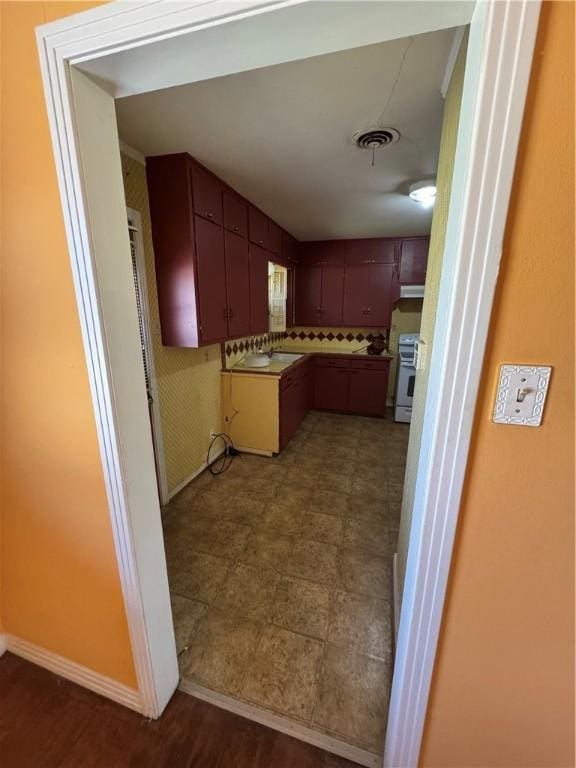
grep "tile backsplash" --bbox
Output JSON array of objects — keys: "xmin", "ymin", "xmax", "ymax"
[
  {"xmin": 282, "ymin": 327, "xmax": 389, "ymax": 353},
  {"xmin": 224, "ymin": 332, "xmax": 287, "ymax": 368}
]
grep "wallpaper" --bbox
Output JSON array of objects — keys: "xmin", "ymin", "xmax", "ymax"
[{"xmin": 396, "ymin": 33, "xmax": 469, "ymax": 595}]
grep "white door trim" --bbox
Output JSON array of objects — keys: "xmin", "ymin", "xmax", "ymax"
[
  {"xmin": 127, "ymin": 206, "xmax": 169, "ymax": 505},
  {"xmin": 385, "ymin": 2, "xmax": 541, "ymax": 764},
  {"xmin": 34, "ymin": 0, "xmax": 540, "ymax": 761}
]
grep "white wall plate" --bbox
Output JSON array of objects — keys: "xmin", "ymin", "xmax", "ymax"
[{"xmin": 492, "ymin": 364, "xmax": 552, "ymax": 426}]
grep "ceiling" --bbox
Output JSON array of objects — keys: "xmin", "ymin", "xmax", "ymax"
[{"xmin": 116, "ymin": 28, "xmax": 457, "ymax": 240}]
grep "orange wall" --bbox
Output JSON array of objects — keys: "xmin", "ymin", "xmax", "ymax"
[
  {"xmin": 1, "ymin": 1, "xmax": 136, "ymax": 687},
  {"xmin": 421, "ymin": 3, "xmax": 574, "ymax": 766}
]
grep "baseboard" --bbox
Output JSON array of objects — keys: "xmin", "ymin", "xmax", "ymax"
[
  {"xmin": 234, "ymin": 445, "xmax": 274, "ymax": 457},
  {"xmin": 0, "ymin": 634, "xmax": 7, "ymax": 658},
  {"xmin": 392, "ymin": 552, "xmax": 400, "ymax": 644},
  {"xmin": 5, "ymin": 634, "xmax": 142, "ymax": 713},
  {"xmin": 168, "ymin": 447, "xmax": 226, "ymax": 500},
  {"xmin": 179, "ymin": 678, "xmax": 381, "ymax": 768}
]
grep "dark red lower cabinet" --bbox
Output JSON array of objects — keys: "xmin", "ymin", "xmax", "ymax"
[
  {"xmin": 280, "ymin": 359, "xmax": 314, "ymax": 449},
  {"xmin": 348, "ymin": 368, "xmax": 388, "ymax": 417},
  {"xmin": 314, "ymin": 366, "xmax": 349, "ymax": 411}
]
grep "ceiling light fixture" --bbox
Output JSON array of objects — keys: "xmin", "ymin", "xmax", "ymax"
[{"xmin": 409, "ymin": 180, "xmax": 437, "ymax": 208}]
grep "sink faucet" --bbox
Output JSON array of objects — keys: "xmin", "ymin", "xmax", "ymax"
[{"xmin": 267, "ymin": 346, "xmax": 276, "ymax": 358}]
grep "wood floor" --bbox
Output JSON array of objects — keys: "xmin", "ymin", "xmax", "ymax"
[{"xmin": 0, "ymin": 653, "xmax": 359, "ymax": 768}]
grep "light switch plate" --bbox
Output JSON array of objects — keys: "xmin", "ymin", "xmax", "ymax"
[{"xmin": 492, "ymin": 364, "xmax": 552, "ymax": 426}]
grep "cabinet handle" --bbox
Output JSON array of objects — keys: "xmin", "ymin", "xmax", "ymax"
[
  {"xmin": 229, "ymin": 307, "xmax": 234, "ymax": 319},
  {"xmin": 223, "ymin": 307, "xmax": 228, "ymax": 320},
  {"xmin": 207, "ymin": 211, "xmax": 214, "ymax": 218},
  {"xmin": 233, "ymin": 226, "xmax": 239, "ymax": 232}
]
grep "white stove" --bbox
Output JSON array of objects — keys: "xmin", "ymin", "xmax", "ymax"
[{"xmin": 395, "ymin": 333, "xmax": 418, "ymax": 423}]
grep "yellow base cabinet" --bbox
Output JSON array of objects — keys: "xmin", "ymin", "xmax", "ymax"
[{"xmin": 220, "ymin": 372, "xmax": 280, "ymax": 454}]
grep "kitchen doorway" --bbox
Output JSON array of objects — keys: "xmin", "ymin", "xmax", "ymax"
[{"xmin": 36, "ymin": 2, "xmax": 541, "ymax": 765}]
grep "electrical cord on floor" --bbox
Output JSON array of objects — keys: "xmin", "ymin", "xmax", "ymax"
[{"xmin": 207, "ymin": 432, "xmax": 239, "ymax": 475}]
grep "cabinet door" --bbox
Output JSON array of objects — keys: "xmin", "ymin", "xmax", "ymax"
[
  {"xmin": 194, "ymin": 216, "xmax": 228, "ymax": 343},
  {"xmin": 249, "ymin": 243, "xmax": 269, "ymax": 334},
  {"xmin": 249, "ymin": 206, "xmax": 269, "ymax": 248},
  {"xmin": 321, "ymin": 266, "xmax": 345, "ymax": 326},
  {"xmin": 314, "ymin": 366, "xmax": 349, "ymax": 412},
  {"xmin": 191, "ymin": 166, "xmax": 223, "ymax": 225},
  {"xmin": 348, "ymin": 368, "xmax": 388, "ymax": 416},
  {"xmin": 224, "ymin": 230, "xmax": 251, "ymax": 337},
  {"xmin": 342, "ymin": 265, "xmax": 370, "ymax": 326},
  {"xmin": 280, "ymin": 380, "xmax": 300, "ymax": 449},
  {"xmin": 268, "ymin": 220, "xmax": 282, "ymax": 255},
  {"xmin": 345, "ymin": 238, "xmax": 398, "ymax": 265},
  {"xmin": 295, "ymin": 266, "xmax": 322, "ymax": 325},
  {"xmin": 282, "ymin": 232, "xmax": 298, "ymax": 263},
  {"xmin": 366, "ymin": 263, "xmax": 394, "ymax": 327},
  {"xmin": 300, "ymin": 240, "xmax": 346, "ymax": 265},
  {"xmin": 399, "ymin": 238, "xmax": 429, "ymax": 284},
  {"xmin": 223, "ymin": 191, "xmax": 247, "ymax": 237}
]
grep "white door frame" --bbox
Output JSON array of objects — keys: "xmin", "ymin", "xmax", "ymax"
[
  {"xmin": 35, "ymin": 0, "xmax": 541, "ymax": 762},
  {"xmin": 127, "ymin": 206, "xmax": 169, "ymax": 506}
]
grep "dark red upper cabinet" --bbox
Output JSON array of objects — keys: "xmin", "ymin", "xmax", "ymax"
[
  {"xmin": 268, "ymin": 220, "xmax": 282, "ymax": 255},
  {"xmin": 249, "ymin": 243, "xmax": 269, "ymax": 334},
  {"xmin": 223, "ymin": 190, "xmax": 247, "ymax": 237},
  {"xmin": 342, "ymin": 265, "xmax": 370, "ymax": 326},
  {"xmin": 367, "ymin": 263, "xmax": 394, "ymax": 327},
  {"xmin": 295, "ymin": 266, "xmax": 322, "ymax": 325},
  {"xmin": 398, "ymin": 237, "xmax": 429, "ymax": 284},
  {"xmin": 345, "ymin": 238, "xmax": 397, "ymax": 264},
  {"xmin": 343, "ymin": 263, "xmax": 394, "ymax": 328},
  {"xmin": 146, "ymin": 154, "xmax": 200, "ymax": 347},
  {"xmin": 194, "ymin": 216, "xmax": 228, "ymax": 344},
  {"xmin": 224, "ymin": 230, "xmax": 251, "ymax": 337},
  {"xmin": 282, "ymin": 232, "xmax": 299, "ymax": 263},
  {"xmin": 321, "ymin": 266, "xmax": 345, "ymax": 325},
  {"xmin": 191, "ymin": 164, "xmax": 223, "ymax": 225},
  {"xmin": 249, "ymin": 206, "xmax": 269, "ymax": 249},
  {"xmin": 299, "ymin": 240, "xmax": 346, "ymax": 265}
]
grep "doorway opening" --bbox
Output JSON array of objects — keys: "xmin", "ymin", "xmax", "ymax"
[{"xmin": 36, "ymin": 1, "xmax": 540, "ymax": 765}]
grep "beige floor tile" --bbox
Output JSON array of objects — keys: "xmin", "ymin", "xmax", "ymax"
[
  {"xmin": 313, "ymin": 643, "xmax": 390, "ymax": 752},
  {"xmin": 343, "ymin": 517, "xmax": 390, "ymax": 556},
  {"xmin": 350, "ymin": 476, "xmax": 387, "ymax": 500},
  {"xmin": 221, "ymin": 495, "xmax": 266, "ymax": 526},
  {"xmin": 298, "ymin": 512, "xmax": 344, "ymax": 546},
  {"xmin": 242, "ymin": 626, "xmax": 323, "ymax": 721},
  {"xmin": 273, "ymin": 576, "xmax": 331, "ymax": 639},
  {"xmin": 308, "ymin": 488, "xmax": 350, "ymax": 517},
  {"xmin": 283, "ymin": 539, "xmax": 339, "ymax": 585},
  {"xmin": 171, "ymin": 595, "xmax": 208, "ymax": 654},
  {"xmin": 261, "ymin": 503, "xmax": 304, "ymax": 536},
  {"xmin": 328, "ymin": 591, "xmax": 391, "ymax": 660},
  {"xmin": 239, "ymin": 530, "xmax": 293, "ymax": 571},
  {"xmin": 184, "ymin": 520, "xmax": 251, "ymax": 559},
  {"xmin": 213, "ymin": 563, "xmax": 280, "ymax": 622},
  {"xmin": 180, "ymin": 609, "xmax": 261, "ymax": 695},
  {"xmin": 274, "ymin": 485, "xmax": 314, "ymax": 506},
  {"xmin": 338, "ymin": 549, "xmax": 391, "ymax": 600},
  {"xmin": 316, "ymin": 472, "xmax": 352, "ymax": 494},
  {"xmin": 169, "ymin": 551, "xmax": 230, "ymax": 603},
  {"xmin": 346, "ymin": 496, "xmax": 387, "ymax": 523}
]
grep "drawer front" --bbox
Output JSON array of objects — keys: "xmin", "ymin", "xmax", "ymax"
[
  {"xmin": 349, "ymin": 358, "xmax": 391, "ymax": 371},
  {"xmin": 315, "ymin": 356, "xmax": 350, "ymax": 369}
]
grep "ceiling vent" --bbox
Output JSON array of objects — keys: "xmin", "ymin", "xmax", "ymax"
[{"xmin": 352, "ymin": 127, "xmax": 401, "ymax": 150}]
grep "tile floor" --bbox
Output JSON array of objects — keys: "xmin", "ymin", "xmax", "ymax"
[{"xmin": 162, "ymin": 410, "xmax": 409, "ymax": 756}]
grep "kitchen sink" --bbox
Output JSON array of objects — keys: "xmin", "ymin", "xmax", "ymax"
[{"xmin": 270, "ymin": 352, "xmax": 304, "ymax": 363}]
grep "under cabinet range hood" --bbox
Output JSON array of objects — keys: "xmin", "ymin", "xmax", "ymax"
[{"xmin": 400, "ymin": 284, "xmax": 425, "ymax": 299}]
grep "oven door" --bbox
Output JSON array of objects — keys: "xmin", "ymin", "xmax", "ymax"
[{"xmin": 396, "ymin": 362, "xmax": 416, "ymax": 407}]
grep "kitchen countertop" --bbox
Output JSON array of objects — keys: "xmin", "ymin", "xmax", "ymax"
[{"xmin": 225, "ymin": 346, "xmax": 393, "ymax": 376}]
